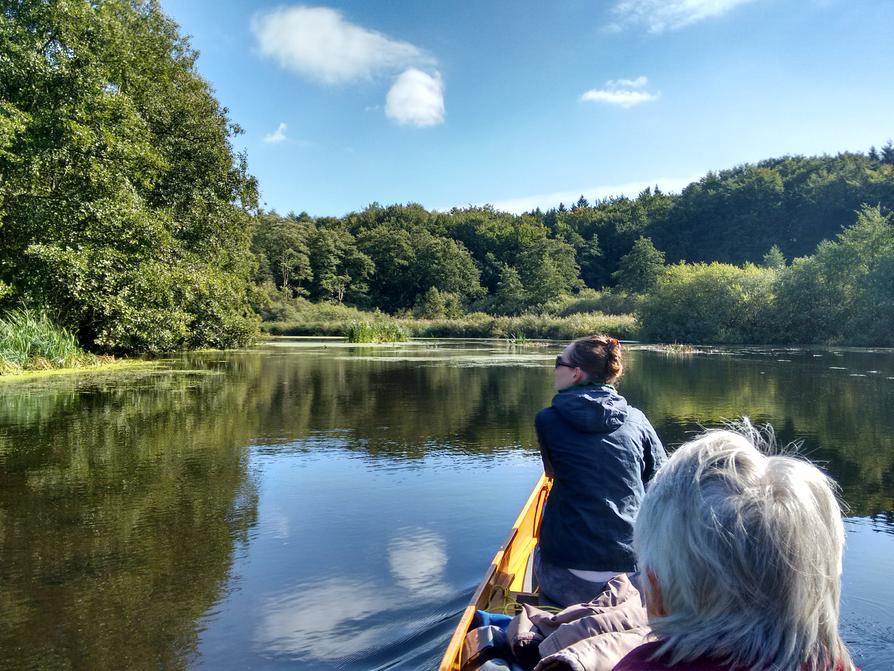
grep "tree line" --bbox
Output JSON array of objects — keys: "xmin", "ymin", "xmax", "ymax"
[{"xmin": 252, "ymin": 150, "xmax": 894, "ymax": 332}]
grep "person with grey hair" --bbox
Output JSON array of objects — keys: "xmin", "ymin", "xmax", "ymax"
[{"xmin": 612, "ymin": 425, "xmax": 856, "ymax": 671}]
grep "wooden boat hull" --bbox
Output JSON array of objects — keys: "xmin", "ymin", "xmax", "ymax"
[{"xmin": 439, "ymin": 473, "xmax": 552, "ymax": 671}]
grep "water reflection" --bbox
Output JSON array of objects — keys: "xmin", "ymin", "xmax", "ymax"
[
  {"xmin": 0, "ymin": 367, "xmax": 260, "ymax": 670},
  {"xmin": 0, "ymin": 341, "xmax": 892, "ymax": 669},
  {"xmin": 255, "ymin": 578, "xmax": 393, "ymax": 660},
  {"xmin": 253, "ymin": 527, "xmax": 450, "ymax": 662},
  {"xmin": 388, "ymin": 528, "xmax": 451, "ymax": 598}
]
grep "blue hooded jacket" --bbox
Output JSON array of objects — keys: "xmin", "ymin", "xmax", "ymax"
[{"xmin": 535, "ymin": 383, "xmax": 666, "ymax": 572}]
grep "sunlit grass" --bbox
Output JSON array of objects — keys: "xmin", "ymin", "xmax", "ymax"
[
  {"xmin": 0, "ymin": 308, "xmax": 97, "ymax": 375},
  {"xmin": 266, "ymin": 310, "xmax": 638, "ymax": 341},
  {"xmin": 345, "ymin": 321, "xmax": 409, "ymax": 343}
]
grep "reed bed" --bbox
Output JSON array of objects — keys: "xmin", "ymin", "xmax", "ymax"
[
  {"xmin": 0, "ymin": 308, "xmax": 95, "ymax": 374},
  {"xmin": 265, "ymin": 310, "xmax": 637, "ymax": 342},
  {"xmin": 345, "ymin": 321, "xmax": 409, "ymax": 343}
]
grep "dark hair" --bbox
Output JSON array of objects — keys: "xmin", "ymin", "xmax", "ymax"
[{"xmin": 566, "ymin": 334, "xmax": 624, "ymax": 384}]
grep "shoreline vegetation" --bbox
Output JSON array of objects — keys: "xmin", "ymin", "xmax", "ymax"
[
  {"xmin": 2, "ymin": 2, "xmax": 893, "ymax": 361},
  {"xmin": 0, "ymin": 308, "xmax": 141, "ymax": 378},
  {"xmin": 265, "ymin": 295, "xmax": 638, "ymax": 342},
  {"xmin": 0, "ymin": 308, "xmax": 98, "ymax": 375}
]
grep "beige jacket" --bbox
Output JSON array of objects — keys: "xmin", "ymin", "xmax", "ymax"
[{"xmin": 507, "ymin": 574, "xmax": 652, "ymax": 671}]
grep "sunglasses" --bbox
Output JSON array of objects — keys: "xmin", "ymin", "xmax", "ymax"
[{"xmin": 555, "ymin": 356, "xmax": 576, "ymax": 369}]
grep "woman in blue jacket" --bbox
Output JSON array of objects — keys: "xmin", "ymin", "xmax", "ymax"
[{"xmin": 535, "ymin": 335, "xmax": 666, "ymax": 606}]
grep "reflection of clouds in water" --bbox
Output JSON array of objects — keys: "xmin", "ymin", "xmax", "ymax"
[
  {"xmin": 263, "ymin": 505, "xmax": 290, "ymax": 539},
  {"xmin": 253, "ymin": 529, "xmax": 452, "ymax": 662},
  {"xmin": 254, "ymin": 578, "xmax": 393, "ymax": 660},
  {"xmin": 388, "ymin": 527, "xmax": 451, "ymax": 598}
]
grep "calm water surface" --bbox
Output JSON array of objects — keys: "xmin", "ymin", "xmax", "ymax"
[{"xmin": 1, "ymin": 340, "xmax": 892, "ymax": 670}]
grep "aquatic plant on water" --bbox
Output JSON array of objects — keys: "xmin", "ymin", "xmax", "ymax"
[{"xmin": 344, "ymin": 321, "xmax": 409, "ymax": 343}]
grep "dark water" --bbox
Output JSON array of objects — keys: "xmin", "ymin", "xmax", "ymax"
[{"xmin": 1, "ymin": 340, "xmax": 892, "ymax": 670}]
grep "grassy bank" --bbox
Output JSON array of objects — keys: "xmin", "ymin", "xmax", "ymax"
[
  {"xmin": 264, "ymin": 310, "xmax": 638, "ymax": 341},
  {"xmin": 0, "ymin": 308, "xmax": 104, "ymax": 375}
]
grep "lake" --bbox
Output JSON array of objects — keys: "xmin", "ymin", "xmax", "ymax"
[{"xmin": 1, "ymin": 339, "xmax": 892, "ymax": 670}]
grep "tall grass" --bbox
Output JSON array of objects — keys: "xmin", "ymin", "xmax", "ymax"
[
  {"xmin": 345, "ymin": 321, "xmax": 408, "ymax": 343},
  {"xmin": 265, "ymin": 305, "xmax": 638, "ymax": 341},
  {"xmin": 0, "ymin": 308, "xmax": 95, "ymax": 374}
]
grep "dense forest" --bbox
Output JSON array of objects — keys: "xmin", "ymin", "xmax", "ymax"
[
  {"xmin": 252, "ymin": 154, "xmax": 894, "ymax": 345},
  {"xmin": 253, "ymin": 148, "xmax": 894, "ymax": 313},
  {"xmin": 2, "ymin": 0, "xmax": 893, "ymax": 356}
]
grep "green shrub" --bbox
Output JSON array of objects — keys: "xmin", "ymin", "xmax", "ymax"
[
  {"xmin": 545, "ymin": 289, "xmax": 643, "ymax": 317},
  {"xmin": 775, "ymin": 205, "xmax": 894, "ymax": 345},
  {"xmin": 638, "ymin": 262, "xmax": 777, "ymax": 344}
]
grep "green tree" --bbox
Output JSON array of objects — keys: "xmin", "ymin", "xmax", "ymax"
[
  {"xmin": 761, "ymin": 244, "xmax": 786, "ymax": 270},
  {"xmin": 412, "ymin": 233, "xmax": 483, "ymax": 305},
  {"xmin": 252, "ymin": 212, "xmax": 313, "ymax": 294},
  {"xmin": 517, "ymin": 237, "xmax": 580, "ymax": 306},
  {"xmin": 776, "ymin": 205, "xmax": 894, "ymax": 345},
  {"xmin": 611, "ymin": 236, "xmax": 665, "ymax": 293},
  {"xmin": 492, "ymin": 265, "xmax": 527, "ymax": 316},
  {"xmin": 357, "ymin": 225, "xmax": 415, "ymax": 310},
  {"xmin": 309, "ymin": 225, "xmax": 372, "ymax": 304},
  {"xmin": 638, "ymin": 262, "xmax": 776, "ymax": 343},
  {"xmin": 0, "ymin": 0, "xmax": 259, "ymax": 352},
  {"xmin": 882, "ymin": 140, "xmax": 894, "ymax": 165},
  {"xmin": 413, "ymin": 287, "xmax": 463, "ymax": 319}
]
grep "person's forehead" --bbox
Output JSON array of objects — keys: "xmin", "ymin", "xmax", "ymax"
[{"xmin": 563, "ymin": 343, "xmax": 575, "ymax": 357}]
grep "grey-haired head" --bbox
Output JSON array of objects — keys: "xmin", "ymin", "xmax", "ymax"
[{"xmin": 634, "ymin": 421, "xmax": 853, "ymax": 671}]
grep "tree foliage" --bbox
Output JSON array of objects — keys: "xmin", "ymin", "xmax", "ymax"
[
  {"xmin": 638, "ymin": 206, "xmax": 894, "ymax": 345},
  {"xmin": 0, "ymin": 0, "xmax": 259, "ymax": 352},
  {"xmin": 612, "ymin": 236, "xmax": 665, "ymax": 293}
]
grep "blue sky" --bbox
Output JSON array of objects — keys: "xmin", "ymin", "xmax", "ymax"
[{"xmin": 161, "ymin": 0, "xmax": 894, "ymax": 216}]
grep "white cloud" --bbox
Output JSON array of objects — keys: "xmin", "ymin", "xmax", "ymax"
[
  {"xmin": 385, "ymin": 68, "xmax": 445, "ymax": 127},
  {"xmin": 251, "ymin": 6, "xmax": 432, "ymax": 84},
  {"xmin": 608, "ymin": 0, "xmax": 756, "ymax": 33},
  {"xmin": 606, "ymin": 75, "xmax": 649, "ymax": 89},
  {"xmin": 263, "ymin": 122, "xmax": 289, "ymax": 144},
  {"xmin": 581, "ymin": 88, "xmax": 658, "ymax": 108},
  {"xmin": 486, "ymin": 177, "xmax": 698, "ymax": 214},
  {"xmin": 581, "ymin": 75, "xmax": 658, "ymax": 108}
]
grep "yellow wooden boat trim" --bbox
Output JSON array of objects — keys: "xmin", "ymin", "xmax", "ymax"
[{"xmin": 439, "ymin": 473, "xmax": 552, "ymax": 671}]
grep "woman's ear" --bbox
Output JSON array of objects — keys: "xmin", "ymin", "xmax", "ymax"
[{"xmin": 646, "ymin": 570, "xmax": 667, "ymax": 618}]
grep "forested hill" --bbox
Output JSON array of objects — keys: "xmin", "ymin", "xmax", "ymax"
[
  {"xmin": 254, "ymin": 148, "xmax": 894, "ymax": 315},
  {"xmin": 648, "ymin": 151, "xmax": 894, "ymax": 264}
]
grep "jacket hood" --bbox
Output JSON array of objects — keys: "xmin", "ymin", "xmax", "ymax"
[{"xmin": 552, "ymin": 384, "xmax": 629, "ymax": 433}]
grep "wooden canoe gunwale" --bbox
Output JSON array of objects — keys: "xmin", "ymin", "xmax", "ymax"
[{"xmin": 438, "ymin": 474, "xmax": 552, "ymax": 671}]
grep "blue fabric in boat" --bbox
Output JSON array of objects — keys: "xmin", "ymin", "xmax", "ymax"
[{"xmin": 474, "ymin": 610, "xmax": 513, "ymax": 631}]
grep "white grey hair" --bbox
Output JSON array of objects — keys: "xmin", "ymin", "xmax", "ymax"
[{"xmin": 634, "ymin": 422, "xmax": 854, "ymax": 671}]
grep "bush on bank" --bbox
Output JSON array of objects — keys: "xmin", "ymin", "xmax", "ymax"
[
  {"xmin": 638, "ymin": 262, "xmax": 777, "ymax": 344},
  {"xmin": 636, "ymin": 205, "xmax": 894, "ymax": 346}
]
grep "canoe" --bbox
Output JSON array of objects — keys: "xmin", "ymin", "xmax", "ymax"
[{"xmin": 439, "ymin": 473, "xmax": 552, "ymax": 671}]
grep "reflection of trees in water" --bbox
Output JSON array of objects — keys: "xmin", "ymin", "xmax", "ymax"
[
  {"xmin": 1, "ymin": 345, "xmax": 890, "ymax": 668},
  {"xmin": 0, "ymin": 369, "xmax": 260, "ymax": 670},
  {"xmin": 621, "ymin": 350, "xmax": 894, "ymax": 515},
  {"xmin": 250, "ymin": 347, "xmax": 893, "ymax": 513},
  {"xmin": 253, "ymin": 353, "xmax": 551, "ymax": 457}
]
